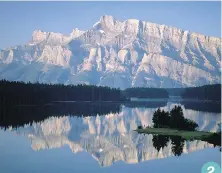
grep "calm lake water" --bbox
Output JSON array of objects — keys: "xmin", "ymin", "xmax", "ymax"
[{"xmin": 0, "ymin": 100, "xmax": 221, "ymax": 173}]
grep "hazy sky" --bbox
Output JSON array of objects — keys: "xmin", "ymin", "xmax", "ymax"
[{"xmin": 0, "ymin": 1, "xmax": 221, "ymax": 49}]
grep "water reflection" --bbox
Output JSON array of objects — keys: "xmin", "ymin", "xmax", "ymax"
[
  {"xmin": 171, "ymin": 136, "xmax": 185, "ymax": 157},
  {"xmin": 1, "ymin": 102, "xmax": 220, "ymax": 167},
  {"xmin": 0, "ymin": 102, "xmax": 122, "ymax": 128},
  {"xmin": 152, "ymin": 135, "xmax": 170, "ymax": 153}
]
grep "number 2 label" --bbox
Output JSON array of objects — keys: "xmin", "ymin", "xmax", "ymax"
[
  {"xmin": 201, "ymin": 162, "xmax": 221, "ymax": 173},
  {"xmin": 207, "ymin": 166, "xmax": 215, "ymax": 173}
]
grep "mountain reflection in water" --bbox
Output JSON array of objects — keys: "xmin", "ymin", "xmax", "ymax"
[{"xmin": 1, "ymin": 101, "xmax": 220, "ymax": 167}]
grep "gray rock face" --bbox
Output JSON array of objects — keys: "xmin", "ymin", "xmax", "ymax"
[{"xmin": 0, "ymin": 15, "xmax": 221, "ymax": 88}]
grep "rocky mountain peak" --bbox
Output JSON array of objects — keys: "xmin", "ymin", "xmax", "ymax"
[
  {"xmin": 99, "ymin": 15, "xmax": 115, "ymax": 25},
  {"xmin": 32, "ymin": 30, "xmax": 48, "ymax": 43},
  {"xmin": 0, "ymin": 16, "xmax": 221, "ymax": 88},
  {"xmin": 70, "ymin": 28, "xmax": 85, "ymax": 38}
]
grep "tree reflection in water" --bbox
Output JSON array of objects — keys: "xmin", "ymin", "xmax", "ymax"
[
  {"xmin": 152, "ymin": 135, "xmax": 170, "ymax": 152},
  {"xmin": 152, "ymin": 135, "xmax": 185, "ymax": 156},
  {"xmin": 170, "ymin": 136, "xmax": 185, "ymax": 156}
]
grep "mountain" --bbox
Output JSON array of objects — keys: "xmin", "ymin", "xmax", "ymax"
[
  {"xmin": 0, "ymin": 15, "xmax": 221, "ymax": 88},
  {"xmin": 10, "ymin": 103, "xmax": 220, "ymax": 167}
]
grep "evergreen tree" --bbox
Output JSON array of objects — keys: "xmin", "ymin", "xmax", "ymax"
[
  {"xmin": 151, "ymin": 105, "xmax": 198, "ymax": 131},
  {"xmin": 169, "ymin": 105, "xmax": 185, "ymax": 130},
  {"xmin": 152, "ymin": 108, "xmax": 170, "ymax": 128}
]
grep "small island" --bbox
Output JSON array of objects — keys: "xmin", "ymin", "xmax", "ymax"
[{"xmin": 136, "ymin": 105, "xmax": 221, "ymax": 147}]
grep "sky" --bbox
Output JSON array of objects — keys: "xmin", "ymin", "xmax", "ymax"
[{"xmin": 0, "ymin": 1, "xmax": 221, "ymax": 49}]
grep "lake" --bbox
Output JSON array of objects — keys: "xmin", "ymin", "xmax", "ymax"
[{"xmin": 0, "ymin": 100, "xmax": 221, "ymax": 173}]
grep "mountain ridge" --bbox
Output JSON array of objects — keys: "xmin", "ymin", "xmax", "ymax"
[{"xmin": 0, "ymin": 15, "xmax": 221, "ymax": 88}]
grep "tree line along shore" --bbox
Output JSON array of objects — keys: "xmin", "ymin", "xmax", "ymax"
[{"xmin": 0, "ymin": 80, "xmax": 220, "ymax": 105}]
